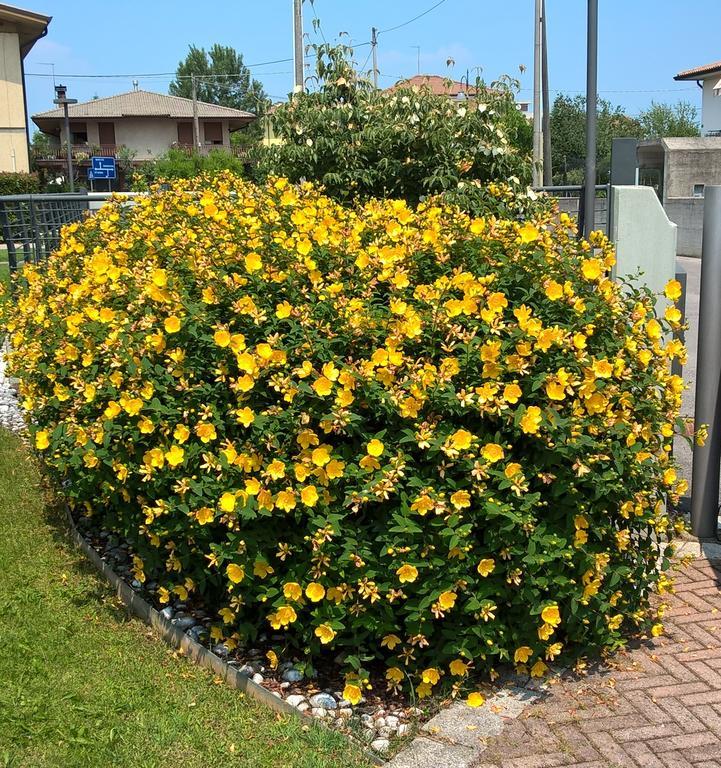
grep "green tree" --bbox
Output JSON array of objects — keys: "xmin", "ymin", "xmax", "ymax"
[
  {"xmin": 549, "ymin": 94, "xmax": 642, "ymax": 184},
  {"xmin": 256, "ymin": 43, "xmax": 535, "ymax": 214},
  {"xmin": 169, "ymin": 44, "xmax": 269, "ymax": 137},
  {"xmin": 638, "ymin": 100, "xmax": 700, "ymax": 139}
]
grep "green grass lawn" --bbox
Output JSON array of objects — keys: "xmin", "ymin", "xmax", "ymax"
[{"xmin": 0, "ymin": 430, "xmax": 371, "ymax": 768}]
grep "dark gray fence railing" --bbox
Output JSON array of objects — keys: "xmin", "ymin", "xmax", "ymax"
[
  {"xmin": 534, "ymin": 184, "xmax": 610, "ymax": 235},
  {"xmin": 0, "ymin": 193, "xmax": 90, "ymax": 271},
  {"xmin": 0, "ymin": 192, "xmax": 141, "ymax": 273}
]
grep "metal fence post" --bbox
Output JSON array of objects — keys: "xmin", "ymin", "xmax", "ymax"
[{"xmin": 691, "ymin": 185, "xmax": 721, "ymax": 539}]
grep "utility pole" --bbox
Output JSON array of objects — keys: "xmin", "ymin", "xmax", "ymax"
[
  {"xmin": 293, "ymin": 0, "xmax": 304, "ymax": 93},
  {"xmin": 411, "ymin": 45, "xmax": 421, "ymax": 75},
  {"xmin": 53, "ymin": 83, "xmax": 77, "ymax": 192},
  {"xmin": 191, "ymin": 74, "xmax": 200, "ymax": 151},
  {"xmin": 371, "ymin": 27, "xmax": 379, "ymax": 88},
  {"xmin": 583, "ymin": 0, "xmax": 598, "ymax": 239},
  {"xmin": 532, "ymin": 0, "xmax": 542, "ymax": 187},
  {"xmin": 541, "ymin": 0, "xmax": 552, "ymax": 185}
]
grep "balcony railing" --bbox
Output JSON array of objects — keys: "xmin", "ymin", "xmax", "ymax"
[
  {"xmin": 33, "ymin": 144, "xmax": 122, "ymax": 162},
  {"xmin": 33, "ymin": 143, "xmax": 252, "ymax": 162}
]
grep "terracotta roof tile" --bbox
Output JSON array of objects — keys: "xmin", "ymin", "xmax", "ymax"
[
  {"xmin": 32, "ymin": 89, "xmax": 255, "ymax": 120},
  {"xmin": 674, "ymin": 61, "xmax": 721, "ymax": 81}
]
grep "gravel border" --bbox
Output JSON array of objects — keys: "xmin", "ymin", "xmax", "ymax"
[{"xmin": 2, "ymin": 345, "xmax": 542, "ymax": 766}]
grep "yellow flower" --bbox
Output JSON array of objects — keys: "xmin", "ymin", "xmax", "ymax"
[
  {"xmin": 518, "ymin": 222, "xmax": 540, "ymax": 243},
  {"xmin": 381, "ymin": 634, "xmax": 401, "ymax": 650},
  {"xmin": 581, "ymin": 258, "xmax": 603, "ymax": 280},
  {"xmin": 664, "ymin": 279, "xmax": 682, "ymax": 301},
  {"xmin": 174, "ymin": 424, "xmax": 190, "ymax": 443},
  {"xmin": 244, "ymin": 252, "xmax": 262, "ymax": 272},
  {"xmin": 314, "ymin": 624, "xmax": 336, "ymax": 644},
  {"xmin": 267, "ymin": 459, "xmax": 286, "ymax": 479},
  {"xmin": 519, "ymin": 405, "xmax": 542, "ymax": 435},
  {"xmin": 313, "ymin": 376, "xmax": 333, "ymax": 396},
  {"xmin": 164, "ymin": 315, "xmax": 181, "ymax": 334},
  {"xmin": 450, "ymin": 490, "xmax": 471, "ymax": 509},
  {"xmin": 300, "ymin": 485, "xmax": 319, "ymax": 507},
  {"xmin": 481, "ymin": 442, "xmax": 504, "ymax": 463},
  {"xmin": 276, "ymin": 301, "xmax": 293, "ymax": 318},
  {"xmin": 367, "ymin": 439, "xmax": 384, "ymax": 457},
  {"xmin": 544, "ymin": 280, "xmax": 563, "ymax": 301},
  {"xmin": 311, "ymin": 445, "xmax": 331, "ymax": 466},
  {"xmin": 226, "ymin": 563, "xmax": 245, "ymax": 584},
  {"xmin": 343, "ymin": 683, "xmax": 362, "ymax": 705},
  {"xmin": 466, "ymin": 692, "xmax": 485, "ymax": 707},
  {"xmin": 651, "ymin": 623, "xmax": 664, "ymax": 637},
  {"xmin": 151, "ymin": 267, "xmax": 167, "ymax": 286},
  {"xmin": 214, "ymin": 329, "xmax": 231, "ymax": 347},
  {"xmin": 165, "ymin": 444, "xmax": 185, "ymax": 468},
  {"xmin": 530, "ymin": 660, "xmax": 548, "ymax": 678},
  {"xmin": 386, "ymin": 666, "xmax": 403, "ymax": 684},
  {"xmin": 219, "ymin": 492, "xmax": 237, "ymax": 513},
  {"xmin": 503, "ymin": 383, "xmax": 522, "ymax": 403},
  {"xmin": 477, "ymin": 558, "xmax": 495, "ymax": 577},
  {"xmin": 283, "ymin": 582, "xmax": 303, "ymax": 601},
  {"xmin": 305, "ymin": 582, "xmax": 326, "ymax": 602},
  {"xmin": 35, "ymin": 430, "xmax": 50, "ymax": 450},
  {"xmin": 195, "ymin": 507, "xmax": 214, "ymax": 525},
  {"xmin": 449, "ymin": 429, "xmax": 473, "ymax": 450},
  {"xmin": 253, "ymin": 560, "xmax": 275, "ymax": 578},
  {"xmin": 541, "ymin": 604, "xmax": 561, "ymax": 627},
  {"xmin": 438, "ymin": 591, "xmax": 457, "ymax": 610},
  {"xmin": 449, "ymin": 659, "xmax": 469, "ymax": 676},
  {"xmin": 514, "ymin": 646, "xmax": 534, "ymax": 663},
  {"xmin": 276, "ymin": 489, "xmax": 296, "ymax": 511},
  {"xmin": 236, "ymin": 407, "xmax": 255, "ymax": 427},
  {"xmin": 396, "ymin": 564, "xmax": 418, "ymax": 583},
  {"xmin": 421, "ymin": 667, "xmax": 440, "ymax": 685},
  {"xmin": 646, "ymin": 318, "xmax": 662, "ymax": 340},
  {"xmin": 269, "ymin": 605, "xmax": 297, "ymax": 628},
  {"xmin": 196, "ymin": 422, "xmax": 217, "ymax": 443}
]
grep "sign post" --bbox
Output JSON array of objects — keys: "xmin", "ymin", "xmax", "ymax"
[{"xmin": 88, "ymin": 156, "xmax": 116, "ymax": 192}]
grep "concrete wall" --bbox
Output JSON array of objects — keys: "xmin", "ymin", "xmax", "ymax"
[
  {"xmin": 0, "ymin": 31, "xmax": 29, "ymax": 172},
  {"xmin": 664, "ymin": 146, "xmax": 721, "ymax": 200},
  {"xmin": 612, "ymin": 185, "xmax": 677, "ymax": 303},
  {"xmin": 702, "ymin": 78, "xmax": 721, "ymax": 135},
  {"xmin": 665, "ymin": 198, "xmax": 704, "ymax": 257},
  {"xmin": 62, "ymin": 118, "xmax": 232, "ymax": 160}
]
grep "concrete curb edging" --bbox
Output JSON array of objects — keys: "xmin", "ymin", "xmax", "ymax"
[{"xmin": 63, "ymin": 507, "xmax": 384, "ymax": 765}]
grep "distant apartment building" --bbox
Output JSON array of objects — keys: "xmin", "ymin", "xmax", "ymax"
[{"xmin": 0, "ymin": 3, "xmax": 50, "ymax": 173}]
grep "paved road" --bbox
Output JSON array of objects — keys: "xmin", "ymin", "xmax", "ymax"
[{"xmin": 475, "ymin": 557, "xmax": 721, "ymax": 768}]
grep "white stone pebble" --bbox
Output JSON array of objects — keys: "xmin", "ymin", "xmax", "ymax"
[{"xmin": 0, "ymin": 345, "xmax": 24, "ymax": 432}]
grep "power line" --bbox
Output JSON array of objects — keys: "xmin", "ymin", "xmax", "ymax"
[{"xmin": 379, "ymin": 0, "xmax": 449, "ymax": 35}]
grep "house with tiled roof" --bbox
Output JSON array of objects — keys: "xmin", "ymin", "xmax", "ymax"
[
  {"xmin": 32, "ymin": 88, "xmax": 256, "ymax": 172},
  {"xmin": 675, "ymin": 60, "xmax": 721, "ymax": 135},
  {"xmin": 387, "ymin": 75, "xmax": 531, "ymax": 115},
  {"xmin": 0, "ymin": 3, "xmax": 50, "ymax": 173}
]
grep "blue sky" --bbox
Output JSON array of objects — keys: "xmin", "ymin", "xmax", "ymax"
[{"xmin": 23, "ymin": 0, "xmax": 719, "ymax": 129}]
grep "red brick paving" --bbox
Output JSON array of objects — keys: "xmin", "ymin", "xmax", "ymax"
[{"xmin": 474, "ymin": 560, "xmax": 721, "ymax": 768}]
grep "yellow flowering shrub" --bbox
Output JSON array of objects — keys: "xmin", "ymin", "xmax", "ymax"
[{"xmin": 3, "ymin": 173, "xmax": 687, "ymax": 697}]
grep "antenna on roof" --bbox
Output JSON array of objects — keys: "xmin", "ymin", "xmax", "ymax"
[{"xmin": 133, "ymin": 79, "xmax": 139, "ymax": 91}]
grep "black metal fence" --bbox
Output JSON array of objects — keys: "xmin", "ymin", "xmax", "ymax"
[
  {"xmin": 0, "ymin": 193, "xmax": 91, "ymax": 271},
  {"xmin": 0, "ymin": 192, "xmax": 140, "ymax": 273}
]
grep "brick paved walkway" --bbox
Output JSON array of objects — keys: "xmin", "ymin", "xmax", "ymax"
[{"xmin": 473, "ymin": 559, "xmax": 721, "ymax": 768}]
